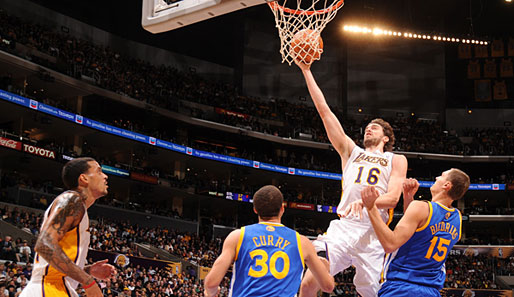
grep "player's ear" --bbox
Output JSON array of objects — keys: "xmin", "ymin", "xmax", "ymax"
[
  {"xmin": 279, "ymin": 204, "xmax": 285, "ymax": 216},
  {"xmin": 253, "ymin": 207, "xmax": 258, "ymax": 215},
  {"xmin": 383, "ymin": 135, "xmax": 389, "ymax": 144},
  {"xmin": 443, "ymin": 181, "xmax": 452, "ymax": 192},
  {"xmin": 78, "ymin": 173, "xmax": 88, "ymax": 187}
]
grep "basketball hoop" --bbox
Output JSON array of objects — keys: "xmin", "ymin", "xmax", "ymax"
[{"xmin": 268, "ymin": 0, "xmax": 344, "ymax": 65}]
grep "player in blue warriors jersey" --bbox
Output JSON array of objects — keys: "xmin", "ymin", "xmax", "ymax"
[
  {"xmin": 203, "ymin": 185, "xmax": 334, "ymax": 297},
  {"xmin": 362, "ymin": 168, "xmax": 470, "ymax": 297}
]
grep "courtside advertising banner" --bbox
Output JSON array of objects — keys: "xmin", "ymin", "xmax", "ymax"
[
  {"xmin": 418, "ymin": 181, "xmax": 505, "ymax": 191},
  {"xmin": 101, "ymin": 165, "xmax": 130, "ymax": 177},
  {"xmin": 451, "ymin": 245, "xmax": 514, "ymax": 259},
  {"xmin": 0, "ymin": 90, "xmax": 342, "ymax": 180},
  {"xmin": 22, "ymin": 143, "xmax": 56, "ymax": 159},
  {"xmin": 0, "ymin": 137, "xmax": 21, "ymax": 151}
]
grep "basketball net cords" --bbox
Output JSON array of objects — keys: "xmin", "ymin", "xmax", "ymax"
[{"xmin": 269, "ymin": 0, "xmax": 344, "ymax": 65}]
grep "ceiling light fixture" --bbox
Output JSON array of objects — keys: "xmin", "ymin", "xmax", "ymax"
[{"xmin": 342, "ymin": 24, "xmax": 488, "ymax": 45}]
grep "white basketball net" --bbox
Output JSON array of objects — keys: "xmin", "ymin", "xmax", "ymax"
[{"xmin": 268, "ymin": 0, "xmax": 345, "ymax": 65}]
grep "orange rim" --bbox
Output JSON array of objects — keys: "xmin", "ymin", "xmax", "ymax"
[{"xmin": 268, "ymin": 0, "xmax": 344, "ymax": 16}]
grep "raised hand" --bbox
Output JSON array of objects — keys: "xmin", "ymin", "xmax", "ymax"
[
  {"xmin": 294, "ymin": 56, "xmax": 311, "ymax": 72},
  {"xmin": 361, "ymin": 186, "xmax": 381, "ymax": 210},
  {"xmin": 403, "ymin": 178, "xmax": 419, "ymax": 200},
  {"xmin": 342, "ymin": 200, "xmax": 365, "ymax": 219}
]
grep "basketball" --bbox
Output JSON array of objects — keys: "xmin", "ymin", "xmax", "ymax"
[{"xmin": 290, "ymin": 29, "xmax": 324, "ymax": 64}]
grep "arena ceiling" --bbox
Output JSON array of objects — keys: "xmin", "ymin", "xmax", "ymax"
[{"xmin": 30, "ymin": 0, "xmax": 514, "ymax": 67}]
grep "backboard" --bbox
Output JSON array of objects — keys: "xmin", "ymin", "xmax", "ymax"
[{"xmin": 142, "ymin": 0, "xmax": 269, "ymax": 33}]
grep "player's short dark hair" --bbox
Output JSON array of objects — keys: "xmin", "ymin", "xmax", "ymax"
[
  {"xmin": 253, "ymin": 185, "xmax": 283, "ymax": 219},
  {"xmin": 447, "ymin": 168, "xmax": 470, "ymax": 200},
  {"xmin": 370, "ymin": 118, "xmax": 395, "ymax": 152},
  {"xmin": 61, "ymin": 157, "xmax": 96, "ymax": 189}
]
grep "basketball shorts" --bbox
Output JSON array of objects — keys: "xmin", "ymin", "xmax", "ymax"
[
  {"xmin": 312, "ymin": 218, "xmax": 385, "ymax": 297},
  {"xmin": 20, "ymin": 279, "xmax": 79, "ymax": 297},
  {"xmin": 379, "ymin": 280, "xmax": 440, "ymax": 297}
]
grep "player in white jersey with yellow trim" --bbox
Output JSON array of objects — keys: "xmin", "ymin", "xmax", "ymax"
[
  {"xmin": 295, "ymin": 61, "xmax": 408, "ymax": 297},
  {"xmin": 20, "ymin": 157, "xmax": 116, "ymax": 297}
]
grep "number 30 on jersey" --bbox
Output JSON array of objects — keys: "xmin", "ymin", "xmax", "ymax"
[{"xmin": 248, "ymin": 249, "xmax": 290, "ymax": 279}]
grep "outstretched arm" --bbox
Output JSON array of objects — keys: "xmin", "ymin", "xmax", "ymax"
[
  {"xmin": 402, "ymin": 178, "xmax": 419, "ymax": 212},
  {"xmin": 374, "ymin": 154, "xmax": 408, "ymax": 209},
  {"xmin": 296, "ymin": 61, "xmax": 355, "ymax": 160},
  {"xmin": 35, "ymin": 193, "xmax": 102, "ymax": 296},
  {"xmin": 362, "ymin": 184, "xmax": 428, "ymax": 253},
  {"xmin": 204, "ymin": 229, "xmax": 240, "ymax": 297}
]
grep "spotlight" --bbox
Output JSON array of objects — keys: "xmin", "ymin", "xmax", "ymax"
[{"xmin": 358, "ymin": 108, "xmax": 363, "ymax": 113}]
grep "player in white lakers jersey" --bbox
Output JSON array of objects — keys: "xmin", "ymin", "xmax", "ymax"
[
  {"xmin": 295, "ymin": 61, "xmax": 408, "ymax": 297},
  {"xmin": 20, "ymin": 157, "xmax": 116, "ymax": 297}
]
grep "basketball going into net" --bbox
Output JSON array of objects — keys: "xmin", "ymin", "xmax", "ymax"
[{"xmin": 290, "ymin": 29, "xmax": 324, "ymax": 64}]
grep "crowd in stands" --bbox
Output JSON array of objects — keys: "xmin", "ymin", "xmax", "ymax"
[
  {"xmin": 89, "ymin": 218, "xmax": 222, "ymax": 268},
  {"xmin": 1, "ymin": 11, "xmax": 514, "ymax": 161},
  {"xmin": 0, "ymin": 257, "xmax": 232, "ymax": 297},
  {"xmin": 445, "ymin": 253, "xmax": 514, "ymax": 290},
  {"xmin": 465, "ymin": 206, "xmax": 514, "ymax": 216},
  {"xmin": 95, "ymin": 264, "xmax": 231, "ymax": 297},
  {"xmin": 0, "ymin": 204, "xmax": 229, "ymax": 296}
]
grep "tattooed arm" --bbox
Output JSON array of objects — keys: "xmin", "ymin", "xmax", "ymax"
[{"xmin": 34, "ymin": 192, "xmax": 94, "ymax": 285}]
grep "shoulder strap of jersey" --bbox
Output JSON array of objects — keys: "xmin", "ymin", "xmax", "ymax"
[
  {"xmin": 415, "ymin": 201, "xmax": 433, "ymax": 232},
  {"xmin": 295, "ymin": 232, "xmax": 305, "ymax": 268},
  {"xmin": 234, "ymin": 227, "xmax": 246, "ymax": 261},
  {"xmin": 342, "ymin": 146, "xmax": 363, "ymax": 173}
]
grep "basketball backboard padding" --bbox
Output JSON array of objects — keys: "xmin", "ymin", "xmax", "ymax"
[{"xmin": 142, "ymin": 0, "xmax": 269, "ymax": 33}]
